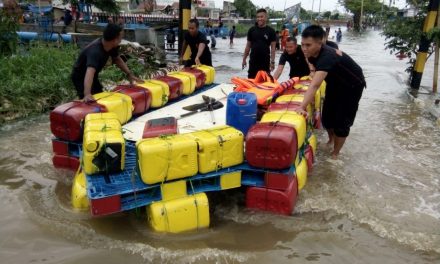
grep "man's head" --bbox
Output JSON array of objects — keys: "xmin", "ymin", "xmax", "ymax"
[
  {"xmin": 103, "ymin": 23, "xmax": 123, "ymax": 47},
  {"xmin": 188, "ymin": 18, "xmax": 199, "ymax": 36},
  {"xmin": 256, "ymin": 8, "xmax": 267, "ymax": 28},
  {"xmin": 285, "ymin": 37, "xmax": 298, "ymax": 55},
  {"xmin": 301, "ymin": 25, "xmax": 325, "ymax": 58}
]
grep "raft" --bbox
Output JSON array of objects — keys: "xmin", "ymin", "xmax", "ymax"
[{"xmin": 53, "ymin": 68, "xmax": 323, "ymax": 233}]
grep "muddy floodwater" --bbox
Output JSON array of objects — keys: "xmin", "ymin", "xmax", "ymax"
[{"xmin": 0, "ymin": 29, "xmax": 439, "ymax": 263}]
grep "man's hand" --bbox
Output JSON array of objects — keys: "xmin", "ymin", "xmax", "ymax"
[
  {"xmin": 83, "ymin": 94, "xmax": 95, "ymax": 103},
  {"xmin": 242, "ymin": 58, "xmax": 247, "ymax": 70},
  {"xmin": 127, "ymin": 73, "xmax": 142, "ymax": 85},
  {"xmin": 296, "ymin": 107, "xmax": 308, "ymax": 119},
  {"xmin": 195, "ymin": 57, "xmax": 201, "ymax": 66}
]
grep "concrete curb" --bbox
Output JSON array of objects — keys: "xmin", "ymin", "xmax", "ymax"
[{"xmin": 405, "ymin": 88, "xmax": 440, "ymax": 125}]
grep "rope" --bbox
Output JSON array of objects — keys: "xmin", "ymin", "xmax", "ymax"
[
  {"xmin": 188, "ymin": 179, "xmax": 200, "ymax": 230},
  {"xmin": 159, "ymin": 135, "xmax": 173, "ymax": 232}
]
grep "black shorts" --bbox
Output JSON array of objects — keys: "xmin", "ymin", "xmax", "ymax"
[
  {"xmin": 71, "ymin": 72, "xmax": 103, "ymax": 98},
  {"xmin": 248, "ymin": 59, "xmax": 270, "ymax": 79},
  {"xmin": 321, "ymin": 85, "xmax": 364, "ymax": 137}
]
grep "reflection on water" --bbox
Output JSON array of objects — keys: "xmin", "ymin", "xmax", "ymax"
[{"xmin": 0, "ymin": 30, "xmax": 439, "ymax": 263}]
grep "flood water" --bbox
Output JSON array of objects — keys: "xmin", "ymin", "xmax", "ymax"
[{"xmin": 1, "ymin": 29, "xmax": 439, "ymax": 263}]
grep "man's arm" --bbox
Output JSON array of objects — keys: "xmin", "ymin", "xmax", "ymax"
[
  {"xmin": 242, "ymin": 41, "xmax": 251, "ymax": 69},
  {"xmin": 180, "ymin": 40, "xmax": 188, "ymax": 64},
  {"xmin": 113, "ymin": 56, "xmax": 142, "ymax": 84},
  {"xmin": 273, "ymin": 64, "xmax": 285, "ymax": 80},
  {"xmin": 194, "ymin": 43, "xmax": 206, "ymax": 65},
  {"xmin": 270, "ymin": 41, "xmax": 276, "ymax": 71},
  {"xmin": 300, "ymin": 70, "xmax": 327, "ymax": 111},
  {"xmin": 83, "ymin": 67, "xmax": 96, "ymax": 102}
]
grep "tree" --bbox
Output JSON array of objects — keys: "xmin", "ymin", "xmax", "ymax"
[
  {"xmin": 0, "ymin": 0, "xmax": 20, "ymax": 57},
  {"xmin": 67, "ymin": 0, "xmax": 119, "ymax": 13},
  {"xmin": 234, "ymin": 0, "xmax": 256, "ymax": 18},
  {"xmin": 264, "ymin": 6, "xmax": 285, "ymax": 19},
  {"xmin": 338, "ymin": 0, "xmax": 383, "ymax": 30},
  {"xmin": 331, "ymin": 13, "xmax": 340, "ymax": 20},
  {"xmin": 323, "ymin": 11, "xmax": 332, "ymax": 20},
  {"xmin": 382, "ymin": 1, "xmax": 428, "ymax": 73}
]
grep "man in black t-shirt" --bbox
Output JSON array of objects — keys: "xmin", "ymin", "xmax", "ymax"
[
  {"xmin": 180, "ymin": 19, "xmax": 212, "ymax": 67},
  {"xmin": 299, "ymin": 25, "xmax": 366, "ymax": 159},
  {"xmin": 273, "ymin": 37, "xmax": 310, "ymax": 80},
  {"xmin": 242, "ymin": 8, "xmax": 276, "ymax": 78},
  {"xmin": 71, "ymin": 23, "xmax": 141, "ymax": 102}
]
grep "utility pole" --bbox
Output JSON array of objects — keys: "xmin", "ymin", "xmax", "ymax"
[
  {"xmin": 318, "ymin": 0, "xmax": 321, "ymax": 18},
  {"xmin": 179, "ymin": 0, "xmax": 191, "ymax": 64},
  {"xmin": 311, "ymin": 0, "xmax": 315, "ymax": 21},
  {"xmin": 410, "ymin": 0, "xmax": 440, "ymax": 89}
]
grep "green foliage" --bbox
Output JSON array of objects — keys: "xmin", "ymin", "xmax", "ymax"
[
  {"xmin": 427, "ymin": 27, "xmax": 440, "ymax": 44},
  {"xmin": 100, "ymin": 56, "xmax": 156, "ymax": 83},
  {"xmin": 263, "ymin": 7, "xmax": 285, "ymax": 19},
  {"xmin": 381, "ymin": 2, "xmax": 428, "ymax": 73},
  {"xmin": 229, "ymin": 23, "xmax": 252, "ymax": 37},
  {"xmin": 339, "ymin": 0, "xmax": 384, "ymax": 30},
  {"xmin": 331, "ymin": 13, "xmax": 340, "ymax": 20},
  {"xmin": 234, "ymin": 0, "xmax": 256, "ymax": 18},
  {"xmin": 0, "ymin": 9, "xmax": 19, "ymax": 56},
  {"xmin": 323, "ymin": 11, "xmax": 332, "ymax": 19},
  {"xmin": 0, "ymin": 44, "xmax": 79, "ymax": 121}
]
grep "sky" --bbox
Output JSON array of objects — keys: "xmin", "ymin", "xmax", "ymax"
[{"xmin": 213, "ymin": 0, "xmax": 407, "ymax": 12}]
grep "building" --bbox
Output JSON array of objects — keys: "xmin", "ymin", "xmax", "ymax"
[{"xmin": 222, "ymin": 1, "xmax": 236, "ymax": 17}]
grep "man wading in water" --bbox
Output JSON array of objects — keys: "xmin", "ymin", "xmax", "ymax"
[
  {"xmin": 299, "ymin": 25, "xmax": 366, "ymax": 159},
  {"xmin": 71, "ymin": 23, "xmax": 141, "ymax": 102}
]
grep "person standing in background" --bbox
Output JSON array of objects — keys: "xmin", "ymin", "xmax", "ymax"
[
  {"xmin": 180, "ymin": 19, "xmax": 212, "ymax": 67},
  {"xmin": 280, "ymin": 25, "xmax": 289, "ymax": 51},
  {"xmin": 229, "ymin": 25, "xmax": 236, "ymax": 47},
  {"xmin": 273, "ymin": 37, "xmax": 310, "ymax": 80},
  {"xmin": 242, "ymin": 9, "xmax": 276, "ymax": 78}
]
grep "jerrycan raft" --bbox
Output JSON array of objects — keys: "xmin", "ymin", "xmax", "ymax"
[
  {"xmin": 246, "ymin": 122, "xmax": 298, "ymax": 170},
  {"xmin": 194, "ymin": 65, "xmax": 215, "ymax": 85},
  {"xmin": 147, "ymin": 192, "xmax": 210, "ymax": 233},
  {"xmin": 153, "ymin": 75, "xmax": 183, "ymax": 100},
  {"xmin": 142, "ymin": 117, "xmax": 178, "ymax": 138},
  {"xmin": 181, "ymin": 67, "xmax": 206, "ymax": 89},
  {"xmin": 188, "ymin": 126, "xmax": 244, "ymax": 174},
  {"xmin": 136, "ymin": 134, "xmax": 198, "ymax": 184},
  {"xmin": 111, "ymin": 85, "xmax": 152, "ymax": 116},
  {"xmin": 71, "ymin": 170, "xmax": 89, "ymax": 210},
  {"xmin": 226, "ymin": 92, "xmax": 257, "ymax": 135},
  {"xmin": 260, "ymin": 111, "xmax": 307, "ymax": 148},
  {"xmin": 296, "ymin": 157, "xmax": 308, "ymax": 191},
  {"xmin": 82, "ymin": 113, "xmax": 125, "ymax": 175},
  {"xmin": 168, "ymin": 72, "xmax": 196, "ymax": 95},
  {"xmin": 93, "ymin": 92, "xmax": 133, "ymax": 124},
  {"xmin": 50, "ymin": 101, "xmax": 107, "ymax": 142},
  {"xmin": 137, "ymin": 80, "xmax": 170, "ymax": 108}
]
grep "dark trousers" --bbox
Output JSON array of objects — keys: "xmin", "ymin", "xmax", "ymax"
[{"xmin": 71, "ymin": 72, "xmax": 103, "ymax": 98}]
